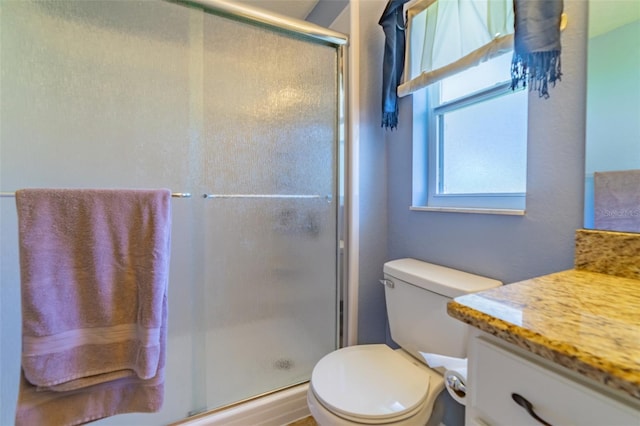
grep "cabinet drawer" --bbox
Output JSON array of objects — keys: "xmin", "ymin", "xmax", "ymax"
[{"xmin": 469, "ymin": 338, "xmax": 639, "ymax": 426}]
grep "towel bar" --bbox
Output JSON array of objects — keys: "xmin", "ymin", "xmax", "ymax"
[
  {"xmin": 0, "ymin": 191, "xmax": 192, "ymax": 198},
  {"xmin": 203, "ymin": 194, "xmax": 332, "ymax": 201}
]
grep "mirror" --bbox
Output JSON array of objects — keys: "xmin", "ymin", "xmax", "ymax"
[{"xmin": 584, "ymin": 0, "xmax": 640, "ymax": 232}]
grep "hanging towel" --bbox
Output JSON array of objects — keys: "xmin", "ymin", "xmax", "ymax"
[
  {"xmin": 15, "ymin": 297, "xmax": 167, "ymax": 425},
  {"xmin": 379, "ymin": 0, "xmax": 410, "ymax": 130},
  {"xmin": 14, "ymin": 188, "xmax": 171, "ymax": 425},
  {"xmin": 511, "ymin": 0, "xmax": 563, "ymax": 98},
  {"xmin": 594, "ymin": 170, "xmax": 640, "ymax": 233}
]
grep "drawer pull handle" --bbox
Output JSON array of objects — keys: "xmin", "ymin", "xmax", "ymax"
[{"xmin": 511, "ymin": 393, "xmax": 552, "ymax": 426}]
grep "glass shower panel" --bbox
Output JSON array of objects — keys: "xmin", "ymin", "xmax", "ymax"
[
  {"xmin": 0, "ymin": 1, "xmax": 201, "ymax": 424},
  {"xmin": 201, "ymin": 14, "xmax": 339, "ymax": 408},
  {"xmin": 1, "ymin": 0, "xmax": 343, "ymax": 421}
]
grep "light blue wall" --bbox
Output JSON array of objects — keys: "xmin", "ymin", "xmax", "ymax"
[
  {"xmin": 352, "ymin": 0, "xmax": 588, "ymax": 346},
  {"xmin": 584, "ymin": 20, "xmax": 640, "ymax": 227},
  {"xmin": 585, "ymin": 20, "xmax": 640, "ymax": 175}
]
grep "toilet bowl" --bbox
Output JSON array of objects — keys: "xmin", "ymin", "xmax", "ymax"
[
  {"xmin": 307, "ymin": 345, "xmax": 444, "ymax": 425},
  {"xmin": 307, "ymin": 258, "xmax": 502, "ymax": 425}
]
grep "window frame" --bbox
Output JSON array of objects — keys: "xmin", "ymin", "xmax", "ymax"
[{"xmin": 411, "ymin": 63, "xmax": 528, "ymax": 215}]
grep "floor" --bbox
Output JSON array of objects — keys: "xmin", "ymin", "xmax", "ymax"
[{"xmin": 288, "ymin": 416, "xmax": 318, "ymax": 426}]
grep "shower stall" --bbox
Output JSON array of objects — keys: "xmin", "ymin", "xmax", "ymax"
[{"xmin": 0, "ymin": 1, "xmax": 347, "ymax": 424}]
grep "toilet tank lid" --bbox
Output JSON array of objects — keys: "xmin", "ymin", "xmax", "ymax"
[{"xmin": 383, "ymin": 258, "xmax": 502, "ymax": 298}]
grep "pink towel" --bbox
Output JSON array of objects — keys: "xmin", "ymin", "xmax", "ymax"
[{"xmin": 14, "ymin": 188, "xmax": 171, "ymax": 425}]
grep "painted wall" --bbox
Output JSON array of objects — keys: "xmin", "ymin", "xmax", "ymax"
[
  {"xmin": 307, "ymin": 0, "xmax": 348, "ymax": 27},
  {"xmin": 584, "ymin": 19, "xmax": 640, "ymax": 228},
  {"xmin": 385, "ymin": 0, "xmax": 587, "ymax": 285},
  {"xmin": 347, "ymin": 0, "xmax": 588, "ymax": 345},
  {"xmin": 350, "ymin": 0, "xmax": 391, "ymax": 344},
  {"xmin": 585, "ymin": 20, "xmax": 640, "ymax": 176},
  {"xmin": 343, "ymin": 5, "xmax": 588, "ymax": 424}
]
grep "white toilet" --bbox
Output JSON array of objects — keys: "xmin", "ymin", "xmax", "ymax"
[{"xmin": 307, "ymin": 258, "xmax": 502, "ymax": 425}]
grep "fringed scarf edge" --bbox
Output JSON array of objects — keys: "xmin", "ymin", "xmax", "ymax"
[
  {"xmin": 382, "ymin": 111, "xmax": 399, "ymax": 130},
  {"xmin": 511, "ymin": 50, "xmax": 562, "ymax": 99}
]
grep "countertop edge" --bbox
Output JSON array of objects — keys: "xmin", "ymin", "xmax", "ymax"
[{"xmin": 447, "ymin": 300, "xmax": 640, "ymax": 400}]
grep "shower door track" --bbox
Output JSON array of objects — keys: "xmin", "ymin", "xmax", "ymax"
[{"xmin": 168, "ymin": 0, "xmax": 348, "ymax": 46}]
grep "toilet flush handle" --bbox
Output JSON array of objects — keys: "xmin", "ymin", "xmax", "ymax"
[{"xmin": 379, "ymin": 279, "xmax": 395, "ymax": 289}]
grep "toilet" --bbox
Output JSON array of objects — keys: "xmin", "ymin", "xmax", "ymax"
[{"xmin": 307, "ymin": 258, "xmax": 502, "ymax": 425}]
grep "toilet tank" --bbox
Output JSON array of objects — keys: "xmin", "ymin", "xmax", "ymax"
[{"xmin": 382, "ymin": 258, "xmax": 502, "ymax": 363}]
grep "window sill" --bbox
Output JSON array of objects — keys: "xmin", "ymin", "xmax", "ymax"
[{"xmin": 410, "ymin": 206, "xmax": 525, "ymax": 216}]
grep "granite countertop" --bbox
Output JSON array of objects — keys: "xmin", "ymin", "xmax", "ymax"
[{"xmin": 447, "ymin": 268, "xmax": 640, "ymax": 400}]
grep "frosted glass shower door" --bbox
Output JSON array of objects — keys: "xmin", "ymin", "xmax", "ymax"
[
  {"xmin": 200, "ymin": 14, "xmax": 340, "ymax": 408},
  {"xmin": 0, "ymin": 1, "xmax": 202, "ymax": 424},
  {"xmin": 1, "ymin": 0, "xmax": 343, "ymax": 420}
]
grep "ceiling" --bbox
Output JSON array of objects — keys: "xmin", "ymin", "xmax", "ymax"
[{"xmin": 235, "ymin": 0, "xmax": 320, "ymax": 20}]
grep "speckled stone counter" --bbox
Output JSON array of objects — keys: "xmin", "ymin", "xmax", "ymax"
[
  {"xmin": 575, "ymin": 228, "xmax": 640, "ymax": 279},
  {"xmin": 447, "ymin": 268, "xmax": 640, "ymax": 400}
]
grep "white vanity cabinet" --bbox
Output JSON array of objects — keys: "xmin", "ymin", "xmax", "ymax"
[{"xmin": 466, "ymin": 333, "xmax": 640, "ymax": 426}]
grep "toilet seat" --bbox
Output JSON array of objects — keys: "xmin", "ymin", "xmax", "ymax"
[{"xmin": 310, "ymin": 344, "xmax": 431, "ymax": 423}]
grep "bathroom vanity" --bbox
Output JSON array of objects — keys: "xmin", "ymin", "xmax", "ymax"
[{"xmin": 447, "ymin": 229, "xmax": 640, "ymax": 426}]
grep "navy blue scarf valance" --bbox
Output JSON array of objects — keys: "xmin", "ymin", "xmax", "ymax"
[
  {"xmin": 379, "ymin": 0, "xmax": 564, "ymax": 130},
  {"xmin": 379, "ymin": 0, "xmax": 410, "ymax": 130},
  {"xmin": 511, "ymin": 0, "xmax": 564, "ymax": 98}
]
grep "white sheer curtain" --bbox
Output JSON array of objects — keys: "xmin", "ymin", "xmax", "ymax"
[{"xmin": 398, "ymin": 0, "xmax": 515, "ymax": 97}]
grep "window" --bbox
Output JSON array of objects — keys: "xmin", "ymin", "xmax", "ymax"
[
  {"xmin": 402, "ymin": 0, "xmax": 528, "ymax": 214},
  {"xmin": 413, "ymin": 52, "xmax": 527, "ymax": 213}
]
